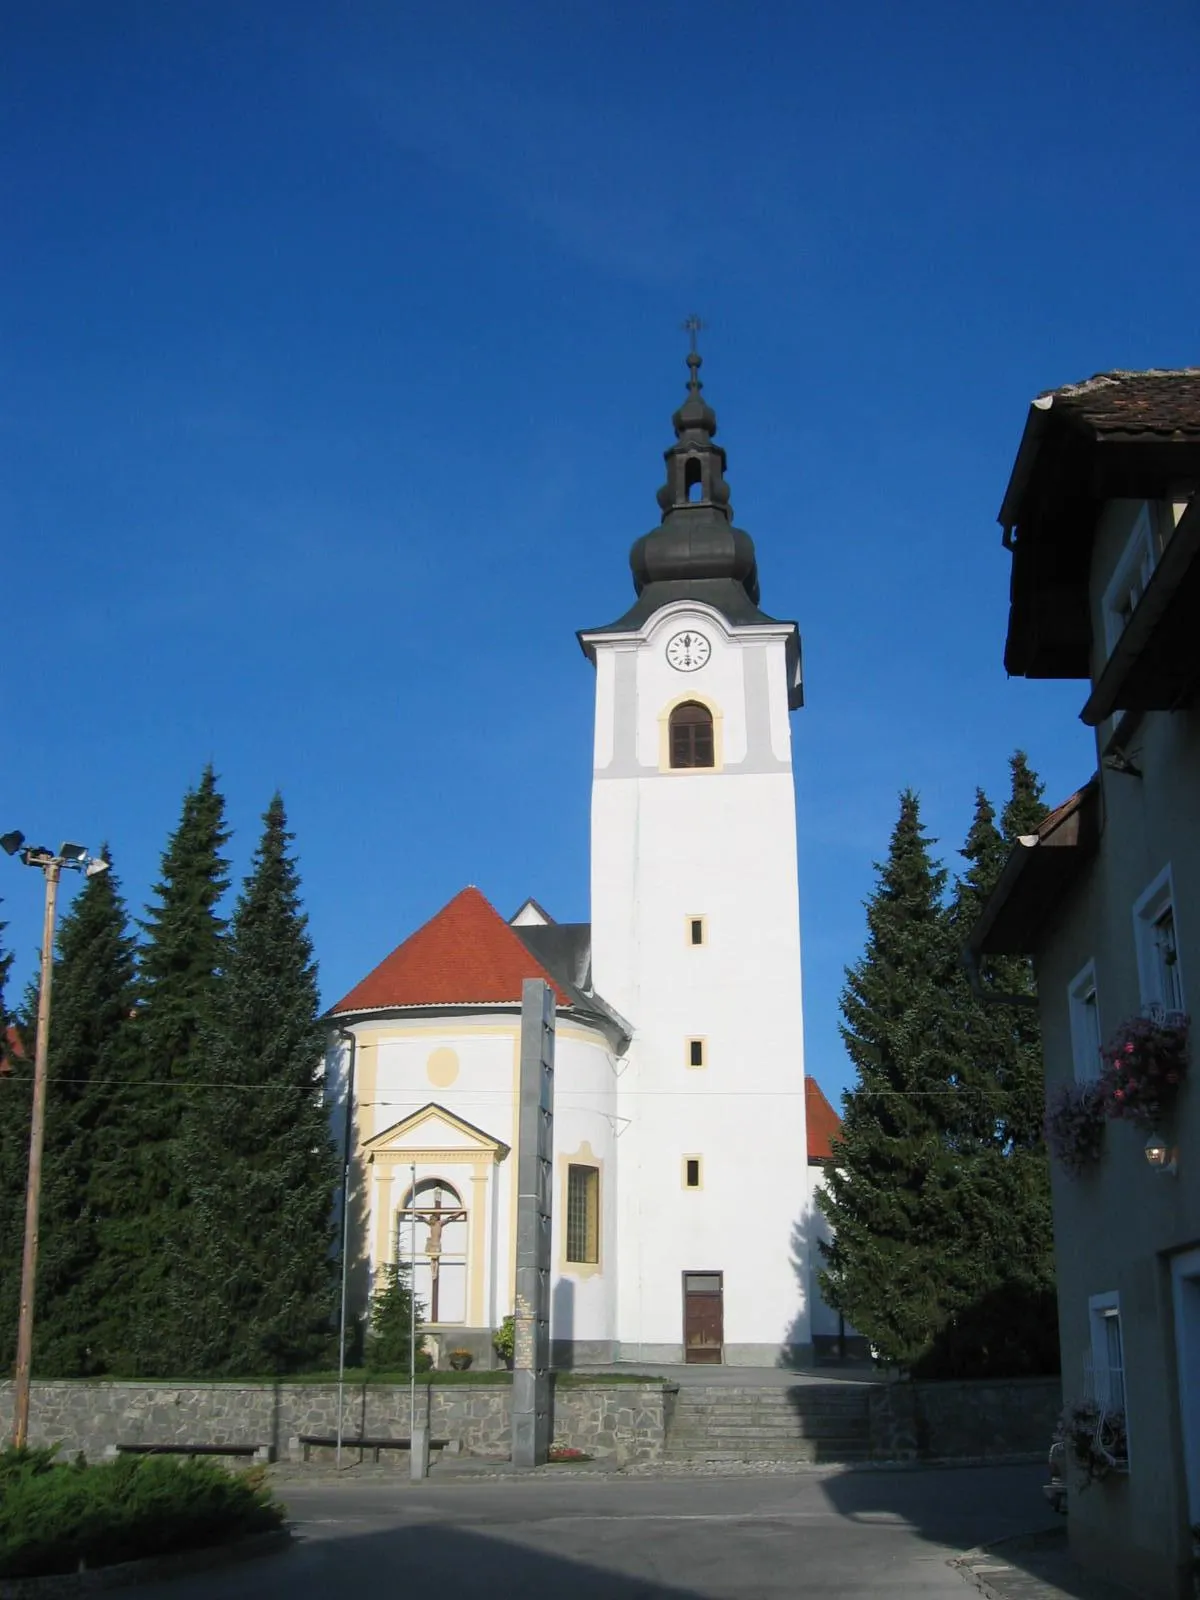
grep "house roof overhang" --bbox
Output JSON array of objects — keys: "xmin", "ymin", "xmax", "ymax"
[
  {"xmin": 999, "ymin": 372, "xmax": 1200, "ymax": 680},
  {"xmin": 964, "ymin": 776, "xmax": 1101, "ymax": 958}
]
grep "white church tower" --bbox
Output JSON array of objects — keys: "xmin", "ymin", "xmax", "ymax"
[{"xmin": 579, "ymin": 343, "xmax": 811, "ymax": 1365}]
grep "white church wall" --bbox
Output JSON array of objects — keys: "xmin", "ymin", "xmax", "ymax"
[
  {"xmin": 329, "ymin": 1015, "xmax": 519, "ymax": 1349},
  {"xmin": 548, "ymin": 1026, "xmax": 619, "ymax": 1361},
  {"xmin": 330, "ymin": 1010, "xmax": 619, "ymax": 1360},
  {"xmin": 589, "ymin": 602, "xmax": 812, "ymax": 1365}
]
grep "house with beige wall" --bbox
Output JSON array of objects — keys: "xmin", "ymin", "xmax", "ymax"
[{"xmin": 967, "ymin": 369, "xmax": 1200, "ymax": 1600}]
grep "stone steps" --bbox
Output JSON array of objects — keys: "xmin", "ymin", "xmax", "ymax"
[{"xmin": 663, "ymin": 1384, "xmax": 872, "ymax": 1465}]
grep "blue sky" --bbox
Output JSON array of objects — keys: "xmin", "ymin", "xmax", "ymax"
[{"xmin": 3, "ymin": 1, "xmax": 1197, "ymax": 1104}]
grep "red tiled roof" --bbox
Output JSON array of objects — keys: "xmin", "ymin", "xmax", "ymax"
[
  {"xmin": 1039, "ymin": 369, "xmax": 1200, "ymax": 437},
  {"xmin": 330, "ymin": 886, "xmax": 571, "ymax": 1014},
  {"xmin": 805, "ymin": 1076, "xmax": 841, "ymax": 1163}
]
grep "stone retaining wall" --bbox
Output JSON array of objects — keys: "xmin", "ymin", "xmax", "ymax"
[
  {"xmin": 867, "ymin": 1375, "xmax": 1062, "ymax": 1460},
  {"xmin": 0, "ymin": 1380, "xmax": 670, "ymax": 1468},
  {"xmin": 0, "ymin": 1375, "xmax": 1059, "ymax": 1468}
]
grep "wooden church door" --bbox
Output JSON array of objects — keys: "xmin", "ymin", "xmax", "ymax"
[{"xmin": 683, "ymin": 1272, "xmax": 724, "ymax": 1364}]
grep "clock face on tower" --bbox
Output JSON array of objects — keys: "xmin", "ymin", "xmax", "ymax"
[{"xmin": 665, "ymin": 630, "xmax": 711, "ymax": 672}]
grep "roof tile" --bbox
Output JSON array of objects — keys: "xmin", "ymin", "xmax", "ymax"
[
  {"xmin": 805, "ymin": 1076, "xmax": 841, "ymax": 1162},
  {"xmin": 330, "ymin": 886, "xmax": 571, "ymax": 1014},
  {"xmin": 1041, "ymin": 369, "xmax": 1200, "ymax": 437}
]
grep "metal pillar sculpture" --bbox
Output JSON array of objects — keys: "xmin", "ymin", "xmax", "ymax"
[{"xmin": 512, "ymin": 978, "xmax": 555, "ymax": 1468}]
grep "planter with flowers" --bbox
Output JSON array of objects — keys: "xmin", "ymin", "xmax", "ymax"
[
  {"xmin": 1045, "ymin": 1081, "xmax": 1107, "ymax": 1177},
  {"xmin": 447, "ymin": 1348, "xmax": 473, "ymax": 1371},
  {"xmin": 1100, "ymin": 1012, "xmax": 1189, "ymax": 1130},
  {"xmin": 1055, "ymin": 1399, "xmax": 1128, "ymax": 1487},
  {"xmin": 548, "ymin": 1444, "xmax": 593, "ymax": 1464}
]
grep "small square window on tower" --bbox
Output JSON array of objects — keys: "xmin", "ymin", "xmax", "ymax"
[
  {"xmin": 687, "ymin": 1038, "xmax": 706, "ymax": 1069},
  {"xmin": 683, "ymin": 1156, "xmax": 703, "ymax": 1190},
  {"xmin": 686, "ymin": 915, "xmax": 707, "ymax": 947}
]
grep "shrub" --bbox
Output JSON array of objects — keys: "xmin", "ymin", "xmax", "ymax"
[
  {"xmin": 365, "ymin": 1262, "xmax": 427, "ymax": 1373},
  {"xmin": 0, "ymin": 1451, "xmax": 283, "ymax": 1579},
  {"xmin": 1044, "ymin": 1081, "xmax": 1107, "ymax": 1177},
  {"xmin": 492, "ymin": 1314, "xmax": 515, "ymax": 1362}
]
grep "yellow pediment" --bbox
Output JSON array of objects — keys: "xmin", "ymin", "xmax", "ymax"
[{"xmin": 363, "ymin": 1101, "xmax": 509, "ymax": 1164}]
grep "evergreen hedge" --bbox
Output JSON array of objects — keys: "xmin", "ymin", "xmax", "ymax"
[{"xmin": 0, "ymin": 1448, "xmax": 283, "ymax": 1579}]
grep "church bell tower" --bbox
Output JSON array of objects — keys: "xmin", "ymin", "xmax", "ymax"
[{"xmin": 578, "ymin": 342, "xmax": 811, "ymax": 1365}]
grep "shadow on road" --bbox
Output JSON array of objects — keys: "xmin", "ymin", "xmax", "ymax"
[
  {"xmin": 819, "ymin": 1463, "xmax": 1117, "ymax": 1600},
  {"xmin": 169, "ymin": 1521, "xmax": 714, "ymax": 1600}
]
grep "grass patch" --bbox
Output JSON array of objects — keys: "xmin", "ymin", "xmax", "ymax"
[{"xmin": 0, "ymin": 1448, "xmax": 283, "ymax": 1580}]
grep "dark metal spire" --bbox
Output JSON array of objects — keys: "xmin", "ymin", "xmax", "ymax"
[
  {"xmin": 657, "ymin": 323, "xmax": 727, "ymax": 519},
  {"xmin": 622, "ymin": 335, "xmax": 760, "ymax": 606},
  {"xmin": 578, "ymin": 333, "xmax": 803, "ymax": 710}
]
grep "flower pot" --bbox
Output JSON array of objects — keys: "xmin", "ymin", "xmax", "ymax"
[{"xmin": 448, "ymin": 1351, "xmax": 473, "ymax": 1371}]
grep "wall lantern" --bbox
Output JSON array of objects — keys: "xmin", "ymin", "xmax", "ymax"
[{"xmin": 1144, "ymin": 1132, "xmax": 1178, "ymax": 1176}]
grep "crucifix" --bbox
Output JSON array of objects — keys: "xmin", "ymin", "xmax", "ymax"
[{"xmin": 416, "ymin": 1186, "xmax": 467, "ymax": 1324}]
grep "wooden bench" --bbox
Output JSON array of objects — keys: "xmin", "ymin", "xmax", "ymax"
[
  {"xmin": 292, "ymin": 1434, "xmax": 451, "ymax": 1464},
  {"xmin": 104, "ymin": 1443, "xmax": 273, "ymax": 1463}
]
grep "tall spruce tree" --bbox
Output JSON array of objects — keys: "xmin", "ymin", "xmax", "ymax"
[
  {"xmin": 923, "ymin": 765, "xmax": 1057, "ymax": 1377},
  {"xmin": 996, "ymin": 751, "xmax": 1052, "ymax": 1151},
  {"xmin": 822, "ymin": 761, "xmax": 1058, "ymax": 1376},
  {"xmin": 171, "ymin": 794, "xmax": 337, "ymax": 1376},
  {"xmin": 97, "ymin": 768, "xmax": 230, "ymax": 1375},
  {"xmin": 21, "ymin": 855, "xmax": 137, "ymax": 1376},
  {"xmin": 817, "ymin": 791, "xmax": 971, "ymax": 1365}
]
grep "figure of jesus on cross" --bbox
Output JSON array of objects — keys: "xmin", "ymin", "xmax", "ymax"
[{"xmin": 408, "ymin": 1185, "xmax": 467, "ymax": 1324}]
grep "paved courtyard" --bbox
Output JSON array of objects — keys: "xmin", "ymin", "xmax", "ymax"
[{"xmin": 133, "ymin": 1462, "xmax": 1059, "ymax": 1600}]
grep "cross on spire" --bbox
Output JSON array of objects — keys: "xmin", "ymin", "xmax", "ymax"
[
  {"xmin": 681, "ymin": 313, "xmax": 705, "ymax": 355},
  {"xmin": 681, "ymin": 314, "xmax": 705, "ymax": 393}
]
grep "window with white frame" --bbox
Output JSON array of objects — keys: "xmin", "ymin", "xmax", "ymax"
[
  {"xmin": 1102, "ymin": 504, "xmax": 1158, "ymax": 657},
  {"xmin": 1088, "ymin": 1291, "xmax": 1126, "ymax": 1417},
  {"xmin": 1068, "ymin": 960, "xmax": 1103, "ymax": 1082},
  {"xmin": 1133, "ymin": 867, "xmax": 1186, "ymax": 1017}
]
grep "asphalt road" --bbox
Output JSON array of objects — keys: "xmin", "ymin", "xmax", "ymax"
[{"xmin": 134, "ymin": 1463, "xmax": 1055, "ymax": 1600}]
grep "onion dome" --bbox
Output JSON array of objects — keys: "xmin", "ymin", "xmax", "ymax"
[{"xmin": 628, "ymin": 344, "xmax": 760, "ymax": 605}]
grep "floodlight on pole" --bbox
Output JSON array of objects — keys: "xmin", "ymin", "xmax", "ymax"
[{"xmin": 2, "ymin": 834, "xmax": 110, "ymax": 1449}]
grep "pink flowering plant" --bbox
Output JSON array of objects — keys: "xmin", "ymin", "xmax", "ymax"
[
  {"xmin": 1044, "ymin": 1081, "xmax": 1107, "ymax": 1177},
  {"xmin": 1100, "ymin": 1013, "xmax": 1189, "ymax": 1129}
]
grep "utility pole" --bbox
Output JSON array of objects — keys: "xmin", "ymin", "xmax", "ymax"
[{"xmin": 1, "ymin": 833, "xmax": 109, "ymax": 1449}]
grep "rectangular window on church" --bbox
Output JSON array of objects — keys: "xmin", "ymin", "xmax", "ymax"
[
  {"xmin": 566, "ymin": 1164, "xmax": 600, "ymax": 1264},
  {"xmin": 687, "ymin": 916, "xmax": 706, "ymax": 947},
  {"xmin": 687, "ymin": 1038, "xmax": 706, "ymax": 1069},
  {"xmin": 683, "ymin": 1156, "xmax": 703, "ymax": 1189}
]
